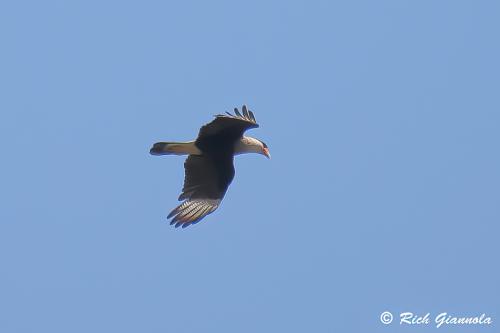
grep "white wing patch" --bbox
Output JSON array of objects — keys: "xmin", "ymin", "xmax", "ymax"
[{"xmin": 167, "ymin": 199, "xmax": 221, "ymax": 228}]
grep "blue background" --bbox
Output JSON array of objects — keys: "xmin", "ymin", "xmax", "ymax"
[{"xmin": 1, "ymin": 1, "xmax": 498, "ymax": 332}]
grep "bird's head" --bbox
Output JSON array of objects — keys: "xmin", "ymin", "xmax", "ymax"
[{"xmin": 236, "ymin": 136, "xmax": 271, "ymax": 158}]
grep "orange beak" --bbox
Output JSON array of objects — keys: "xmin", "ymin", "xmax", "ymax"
[{"xmin": 262, "ymin": 147, "xmax": 271, "ymax": 159}]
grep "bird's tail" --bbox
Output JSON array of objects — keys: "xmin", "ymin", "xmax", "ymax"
[{"xmin": 150, "ymin": 141, "xmax": 201, "ymax": 156}]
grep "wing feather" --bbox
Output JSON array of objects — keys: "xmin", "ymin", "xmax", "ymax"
[
  {"xmin": 169, "ymin": 199, "xmax": 220, "ymax": 228},
  {"xmin": 174, "ymin": 201, "xmax": 204, "ymax": 222},
  {"xmin": 242, "ymin": 105, "xmax": 249, "ymax": 118},
  {"xmin": 248, "ymin": 110, "xmax": 256, "ymax": 122}
]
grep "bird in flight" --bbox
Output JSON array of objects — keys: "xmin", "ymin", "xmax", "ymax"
[{"xmin": 150, "ymin": 105, "xmax": 270, "ymax": 228}]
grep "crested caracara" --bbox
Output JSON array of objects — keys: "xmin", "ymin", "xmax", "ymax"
[{"xmin": 150, "ymin": 105, "xmax": 270, "ymax": 228}]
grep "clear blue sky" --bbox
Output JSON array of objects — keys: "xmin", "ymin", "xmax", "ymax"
[{"xmin": 1, "ymin": 1, "xmax": 499, "ymax": 332}]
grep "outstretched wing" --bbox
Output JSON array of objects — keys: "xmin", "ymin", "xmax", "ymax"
[
  {"xmin": 195, "ymin": 105, "xmax": 258, "ymax": 149},
  {"xmin": 168, "ymin": 153, "xmax": 235, "ymax": 228}
]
